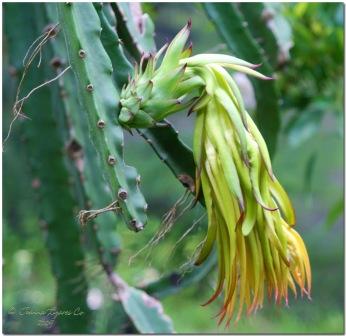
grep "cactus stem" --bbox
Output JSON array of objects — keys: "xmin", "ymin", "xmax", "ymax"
[
  {"xmin": 135, "ymin": 128, "xmax": 175, "ymax": 176},
  {"xmin": 59, "ymin": 3, "xmax": 148, "ymax": 230}
]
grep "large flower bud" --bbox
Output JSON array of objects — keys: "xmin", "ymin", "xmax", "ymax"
[{"xmin": 119, "ymin": 21, "xmax": 201, "ymax": 128}]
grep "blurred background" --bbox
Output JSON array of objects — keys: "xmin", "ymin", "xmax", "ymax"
[{"xmin": 3, "ymin": 2, "xmax": 344, "ymax": 334}]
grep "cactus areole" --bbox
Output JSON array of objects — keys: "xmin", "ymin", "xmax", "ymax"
[{"xmin": 120, "ymin": 22, "xmax": 311, "ymax": 325}]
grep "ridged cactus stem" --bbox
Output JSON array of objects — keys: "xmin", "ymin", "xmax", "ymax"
[
  {"xmin": 238, "ymin": 3, "xmax": 292, "ymax": 69},
  {"xmin": 4, "ymin": 3, "xmax": 90, "ymax": 332},
  {"xmin": 111, "ymin": 3, "xmax": 156, "ymax": 60},
  {"xmin": 93, "ymin": 3, "xmax": 133, "ymax": 90},
  {"xmin": 44, "ymin": 3, "xmax": 123, "ymax": 269},
  {"xmin": 238, "ymin": 3, "xmax": 280, "ymax": 68},
  {"xmin": 58, "ymin": 3, "xmax": 148, "ymax": 232}
]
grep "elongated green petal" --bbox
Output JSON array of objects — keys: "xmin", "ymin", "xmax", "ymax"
[
  {"xmin": 210, "ymin": 64, "xmax": 248, "ymax": 128},
  {"xmin": 180, "ymin": 53, "xmax": 258, "ymax": 68},
  {"xmin": 241, "ymin": 193, "xmax": 257, "ymax": 236},
  {"xmin": 215, "ymin": 88, "xmax": 248, "ymax": 162},
  {"xmin": 270, "ymin": 177, "xmax": 296, "ymax": 226},
  {"xmin": 246, "ymin": 113, "xmax": 274, "ymax": 177},
  {"xmin": 159, "ymin": 21, "xmax": 191, "ymax": 72},
  {"xmin": 205, "ymin": 99, "xmax": 245, "ymax": 210},
  {"xmin": 224, "ymin": 63, "xmax": 273, "ymax": 80},
  {"xmin": 195, "ymin": 172, "xmax": 217, "ymax": 265}
]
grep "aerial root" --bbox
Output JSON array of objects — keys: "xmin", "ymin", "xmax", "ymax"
[
  {"xmin": 3, "ymin": 23, "xmax": 68, "ymax": 150},
  {"xmin": 169, "ymin": 212, "xmax": 206, "ymax": 257},
  {"xmin": 128, "ymin": 190, "xmax": 195, "ymax": 265},
  {"xmin": 78, "ymin": 200, "xmax": 121, "ymax": 226}
]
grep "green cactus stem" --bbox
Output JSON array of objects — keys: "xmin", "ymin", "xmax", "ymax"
[
  {"xmin": 238, "ymin": 3, "xmax": 292, "ymax": 69},
  {"xmin": 4, "ymin": 3, "xmax": 90, "ymax": 332},
  {"xmin": 93, "ymin": 3, "xmax": 133, "ymax": 90},
  {"xmin": 111, "ymin": 3, "xmax": 156, "ymax": 61},
  {"xmin": 44, "ymin": 3, "xmax": 122, "ymax": 269},
  {"xmin": 58, "ymin": 3, "xmax": 148, "ymax": 232}
]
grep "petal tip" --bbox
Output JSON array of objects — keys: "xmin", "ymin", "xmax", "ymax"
[{"xmin": 251, "ymin": 62, "xmax": 263, "ymax": 69}]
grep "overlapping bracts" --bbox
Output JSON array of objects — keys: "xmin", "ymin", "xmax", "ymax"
[{"xmin": 119, "ymin": 22, "xmax": 311, "ymax": 326}]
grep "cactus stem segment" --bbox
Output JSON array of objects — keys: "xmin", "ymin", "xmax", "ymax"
[{"xmin": 59, "ymin": 3, "xmax": 148, "ymax": 231}]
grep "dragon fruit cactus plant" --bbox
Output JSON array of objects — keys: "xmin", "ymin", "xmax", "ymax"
[{"xmin": 4, "ymin": 2, "xmax": 310, "ymax": 332}]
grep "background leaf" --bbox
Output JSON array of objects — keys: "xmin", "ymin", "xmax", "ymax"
[{"xmin": 114, "ymin": 275, "xmax": 175, "ymax": 333}]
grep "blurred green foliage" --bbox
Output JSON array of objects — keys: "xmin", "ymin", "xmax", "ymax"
[
  {"xmin": 3, "ymin": 2, "xmax": 344, "ymax": 334},
  {"xmin": 280, "ymin": 3, "xmax": 343, "ymax": 144}
]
